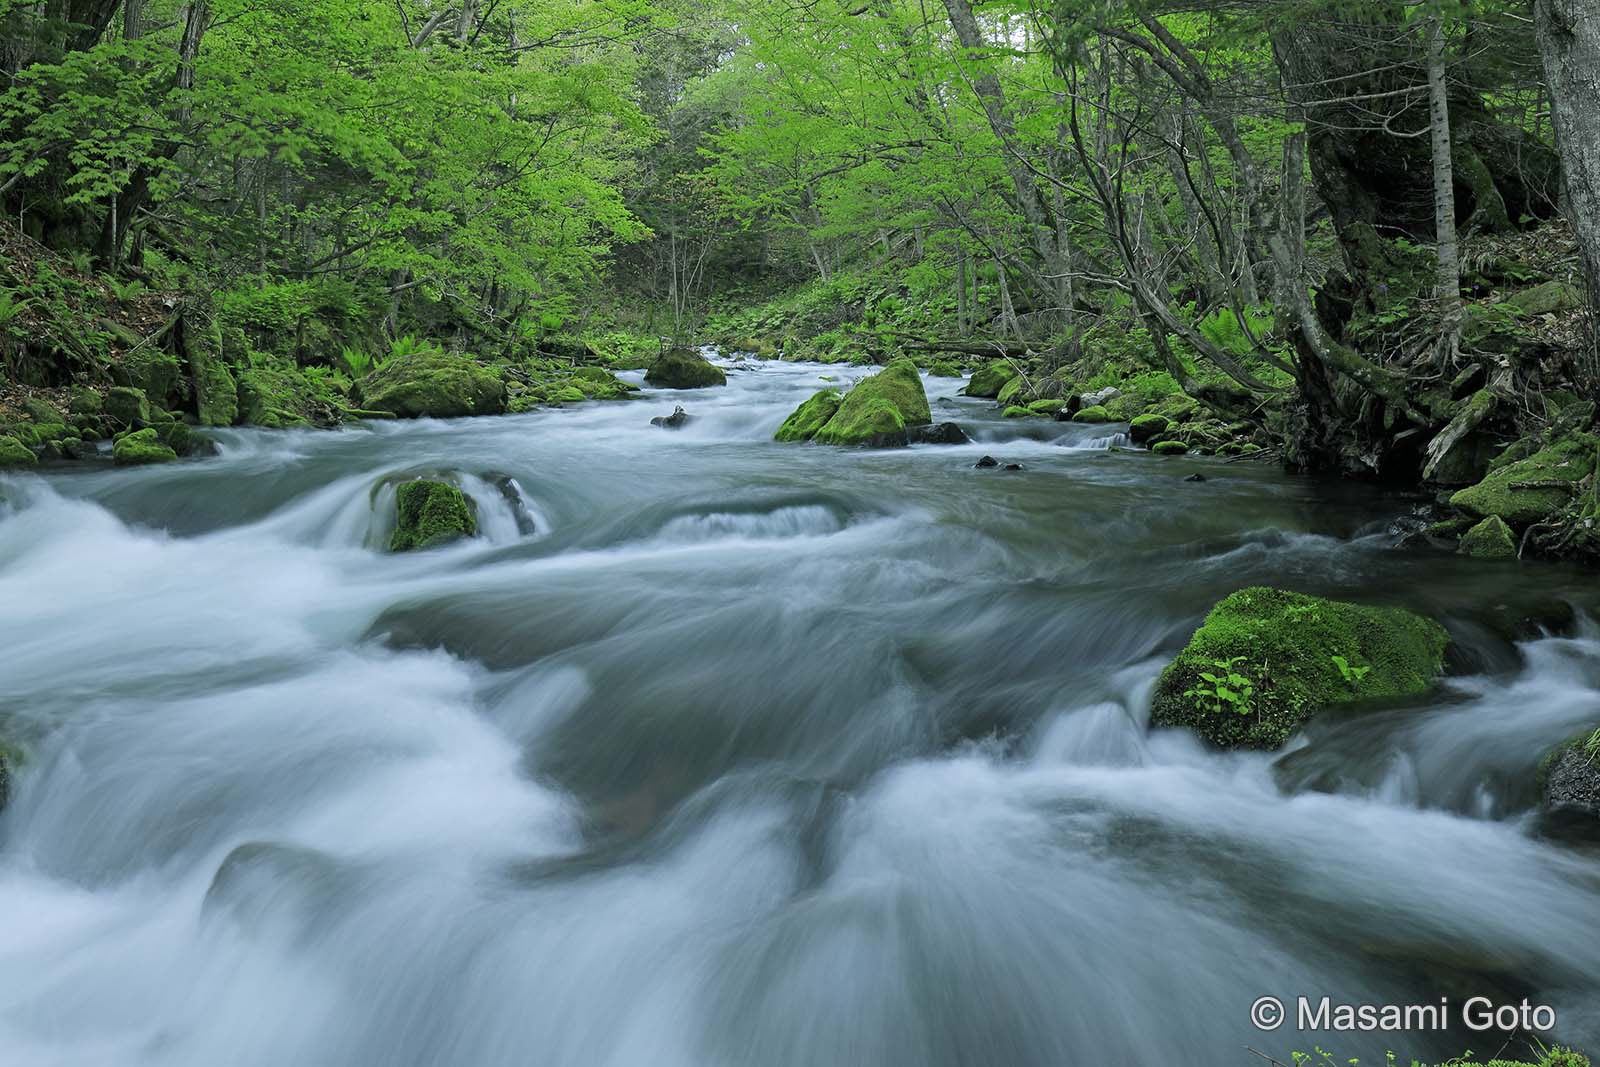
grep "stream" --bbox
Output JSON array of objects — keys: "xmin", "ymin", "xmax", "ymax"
[{"xmin": 1, "ymin": 357, "xmax": 1598, "ymax": 1065}]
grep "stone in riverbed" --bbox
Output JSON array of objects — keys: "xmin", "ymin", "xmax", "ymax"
[
  {"xmin": 651, "ymin": 406, "xmax": 692, "ymax": 429},
  {"xmin": 1129, "ymin": 413, "xmax": 1170, "ymax": 443},
  {"xmin": 358, "ymin": 350, "xmax": 506, "ymax": 418},
  {"xmin": 864, "ymin": 420, "xmax": 970, "ymax": 448},
  {"xmin": 1152, "ymin": 440, "xmax": 1190, "ymax": 455},
  {"xmin": 112, "ymin": 427, "xmax": 178, "ymax": 465},
  {"xmin": 1538, "ymin": 734, "xmax": 1600, "ymax": 842},
  {"xmin": 962, "ymin": 360, "xmax": 1017, "ymax": 398},
  {"xmin": 775, "ymin": 389, "xmax": 842, "ymax": 442},
  {"xmin": 1072, "ymin": 405, "xmax": 1113, "ymax": 423},
  {"xmin": 974, "ymin": 455, "xmax": 999, "ymax": 468},
  {"xmin": 776, "ymin": 358, "xmax": 932, "ymax": 447},
  {"xmin": 645, "ymin": 348, "xmax": 727, "ymax": 389},
  {"xmin": 1149, "ymin": 587, "xmax": 1449, "ymax": 750},
  {"xmin": 0, "ymin": 435, "xmax": 36, "ymax": 468},
  {"xmin": 1457, "ymin": 515, "xmax": 1517, "ymax": 560},
  {"xmin": 1449, "ymin": 432, "xmax": 1595, "ymax": 526},
  {"xmin": 105, "ymin": 386, "xmax": 151, "ymax": 429},
  {"xmin": 389, "ymin": 480, "xmax": 477, "ymax": 551}
]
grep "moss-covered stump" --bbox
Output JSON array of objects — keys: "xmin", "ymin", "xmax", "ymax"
[
  {"xmin": 962, "ymin": 360, "xmax": 1017, "ymax": 398},
  {"xmin": 358, "ymin": 350, "xmax": 506, "ymax": 418},
  {"xmin": 1149, "ymin": 587, "xmax": 1449, "ymax": 749},
  {"xmin": 1449, "ymin": 433, "xmax": 1595, "ymax": 526},
  {"xmin": 389, "ymin": 480, "xmax": 478, "ymax": 551},
  {"xmin": 1458, "ymin": 515, "xmax": 1517, "ymax": 559},
  {"xmin": 811, "ymin": 358, "xmax": 931, "ymax": 446},
  {"xmin": 1072, "ymin": 405, "xmax": 1113, "ymax": 423},
  {"xmin": 774, "ymin": 388, "xmax": 843, "ymax": 442},
  {"xmin": 0, "ymin": 434, "xmax": 37, "ymax": 467},
  {"xmin": 645, "ymin": 348, "xmax": 727, "ymax": 389},
  {"xmin": 1538, "ymin": 733, "xmax": 1600, "ymax": 843},
  {"xmin": 105, "ymin": 386, "xmax": 151, "ymax": 429},
  {"xmin": 1129, "ymin": 413, "xmax": 1170, "ymax": 444},
  {"xmin": 112, "ymin": 427, "xmax": 179, "ymax": 465}
]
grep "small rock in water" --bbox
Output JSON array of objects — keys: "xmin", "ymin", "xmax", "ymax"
[
  {"xmin": 906, "ymin": 421, "xmax": 969, "ymax": 445},
  {"xmin": 974, "ymin": 455, "xmax": 999, "ymax": 468},
  {"xmin": 650, "ymin": 406, "xmax": 691, "ymax": 429},
  {"xmin": 1003, "ymin": 462, "xmax": 1025, "ymax": 471},
  {"xmin": 1185, "ymin": 473, "xmax": 1207, "ymax": 482}
]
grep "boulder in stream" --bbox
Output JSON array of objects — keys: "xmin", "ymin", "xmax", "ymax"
[
  {"xmin": 774, "ymin": 358, "xmax": 932, "ymax": 447},
  {"xmin": 112, "ymin": 427, "xmax": 178, "ymax": 465},
  {"xmin": 645, "ymin": 348, "xmax": 727, "ymax": 389},
  {"xmin": 357, "ymin": 350, "xmax": 506, "ymax": 418},
  {"xmin": 1449, "ymin": 432, "xmax": 1595, "ymax": 526},
  {"xmin": 1538, "ymin": 733, "xmax": 1600, "ymax": 843},
  {"xmin": 651, "ymin": 406, "xmax": 692, "ymax": 429},
  {"xmin": 1149, "ymin": 587, "xmax": 1449, "ymax": 749},
  {"xmin": 0, "ymin": 434, "xmax": 36, "ymax": 468},
  {"xmin": 962, "ymin": 360, "xmax": 1016, "ymax": 398},
  {"xmin": 1457, "ymin": 515, "xmax": 1517, "ymax": 559},
  {"xmin": 389, "ymin": 479, "xmax": 478, "ymax": 551}
]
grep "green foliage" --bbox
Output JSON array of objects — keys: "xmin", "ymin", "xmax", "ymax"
[
  {"xmin": 1183, "ymin": 656, "xmax": 1256, "ymax": 717},
  {"xmin": 1330, "ymin": 654, "xmax": 1372, "ymax": 686}
]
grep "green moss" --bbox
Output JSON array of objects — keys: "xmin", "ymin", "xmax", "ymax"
[
  {"xmin": 996, "ymin": 375, "xmax": 1028, "ymax": 405},
  {"xmin": 23, "ymin": 397, "xmax": 61, "ymax": 423},
  {"xmin": 1027, "ymin": 398, "xmax": 1067, "ymax": 415},
  {"xmin": 1504, "ymin": 279, "xmax": 1584, "ymax": 316},
  {"xmin": 645, "ymin": 348, "xmax": 727, "ymax": 389},
  {"xmin": 1129, "ymin": 413, "xmax": 1170, "ymax": 443},
  {"xmin": 927, "ymin": 360, "xmax": 963, "ymax": 378},
  {"xmin": 0, "ymin": 434, "xmax": 36, "ymax": 467},
  {"xmin": 552, "ymin": 385, "xmax": 586, "ymax": 403},
  {"xmin": 774, "ymin": 388, "xmax": 843, "ymax": 442},
  {"xmin": 1072, "ymin": 405, "xmax": 1113, "ymax": 423},
  {"xmin": 388, "ymin": 479, "xmax": 478, "ymax": 551},
  {"xmin": 1002, "ymin": 405, "xmax": 1036, "ymax": 418},
  {"xmin": 1103, "ymin": 392, "xmax": 1147, "ymax": 421},
  {"xmin": 191, "ymin": 324, "xmax": 239, "ymax": 426},
  {"xmin": 358, "ymin": 349, "xmax": 505, "ymax": 418},
  {"xmin": 960, "ymin": 361, "xmax": 1011, "ymax": 398},
  {"xmin": 1151, "ymin": 440, "xmax": 1190, "ymax": 455},
  {"xmin": 808, "ymin": 358, "xmax": 929, "ymax": 445},
  {"xmin": 1149, "ymin": 587, "xmax": 1449, "ymax": 749},
  {"xmin": 105, "ymin": 386, "xmax": 151, "ymax": 428},
  {"xmin": 68, "ymin": 386, "xmax": 103, "ymax": 416},
  {"xmin": 1458, "ymin": 514, "xmax": 1518, "ymax": 559},
  {"xmin": 1449, "ymin": 432, "xmax": 1595, "ymax": 525},
  {"xmin": 118, "ymin": 345, "xmax": 183, "ymax": 405},
  {"xmin": 112, "ymin": 427, "xmax": 178, "ymax": 465}
]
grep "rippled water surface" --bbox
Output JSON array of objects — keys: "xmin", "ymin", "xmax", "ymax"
[{"xmin": 2, "ymin": 359, "xmax": 1598, "ymax": 1066}]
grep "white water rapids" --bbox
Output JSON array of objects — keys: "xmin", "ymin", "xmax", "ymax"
[{"xmin": 0, "ymin": 359, "xmax": 1597, "ymax": 1065}]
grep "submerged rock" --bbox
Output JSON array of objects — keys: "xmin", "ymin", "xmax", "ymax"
[
  {"xmin": 359, "ymin": 350, "xmax": 506, "ymax": 418},
  {"xmin": 962, "ymin": 360, "xmax": 1017, "ymax": 398},
  {"xmin": 1538, "ymin": 734, "xmax": 1600, "ymax": 843},
  {"xmin": 1184, "ymin": 473, "xmax": 1207, "ymax": 482},
  {"xmin": 1149, "ymin": 587, "xmax": 1449, "ymax": 749},
  {"xmin": 1457, "ymin": 515, "xmax": 1517, "ymax": 559},
  {"xmin": 112, "ymin": 427, "xmax": 178, "ymax": 465},
  {"xmin": 645, "ymin": 348, "xmax": 727, "ymax": 389},
  {"xmin": 650, "ymin": 406, "xmax": 692, "ymax": 429},
  {"xmin": 865, "ymin": 420, "xmax": 970, "ymax": 448},
  {"xmin": 389, "ymin": 480, "xmax": 477, "ymax": 551},
  {"xmin": 974, "ymin": 455, "xmax": 999, "ymax": 468},
  {"xmin": 1002, "ymin": 462, "xmax": 1024, "ymax": 470}
]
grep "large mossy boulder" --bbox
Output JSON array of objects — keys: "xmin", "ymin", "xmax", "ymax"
[
  {"xmin": 809, "ymin": 358, "xmax": 931, "ymax": 446},
  {"xmin": 1071, "ymin": 405, "xmax": 1113, "ymax": 423},
  {"xmin": 0, "ymin": 434, "xmax": 36, "ymax": 468},
  {"xmin": 105, "ymin": 386, "xmax": 151, "ymax": 429},
  {"xmin": 112, "ymin": 427, "xmax": 178, "ymax": 465},
  {"xmin": 1449, "ymin": 433, "xmax": 1595, "ymax": 526},
  {"xmin": 774, "ymin": 388, "xmax": 843, "ymax": 442},
  {"xmin": 1129, "ymin": 413, "xmax": 1170, "ymax": 443},
  {"xmin": 645, "ymin": 348, "xmax": 727, "ymax": 389},
  {"xmin": 1149, "ymin": 587, "xmax": 1449, "ymax": 749},
  {"xmin": 1458, "ymin": 515, "xmax": 1517, "ymax": 559},
  {"xmin": 964, "ymin": 360, "xmax": 1018, "ymax": 398},
  {"xmin": 116, "ymin": 345, "xmax": 183, "ymax": 407},
  {"xmin": 389, "ymin": 480, "xmax": 477, "ymax": 551},
  {"xmin": 359, "ymin": 350, "xmax": 505, "ymax": 418}
]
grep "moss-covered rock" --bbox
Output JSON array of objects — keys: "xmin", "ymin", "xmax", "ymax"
[
  {"xmin": 1151, "ymin": 440, "xmax": 1190, "ymax": 455},
  {"xmin": 645, "ymin": 348, "xmax": 727, "ymax": 389},
  {"xmin": 1072, "ymin": 405, "xmax": 1113, "ymax": 423},
  {"xmin": 1002, "ymin": 405, "xmax": 1035, "ymax": 418},
  {"xmin": 112, "ymin": 427, "xmax": 178, "ymax": 465},
  {"xmin": 774, "ymin": 388, "xmax": 843, "ymax": 442},
  {"xmin": 1149, "ymin": 587, "xmax": 1449, "ymax": 749},
  {"xmin": 1538, "ymin": 732, "xmax": 1600, "ymax": 842},
  {"xmin": 191, "ymin": 325, "xmax": 239, "ymax": 426},
  {"xmin": 67, "ymin": 386, "xmax": 103, "ymax": 416},
  {"xmin": 962, "ymin": 360, "xmax": 1017, "ymax": 398},
  {"xmin": 23, "ymin": 397, "xmax": 61, "ymax": 424},
  {"xmin": 1458, "ymin": 515, "xmax": 1517, "ymax": 559},
  {"xmin": 811, "ymin": 358, "xmax": 931, "ymax": 446},
  {"xmin": 1449, "ymin": 432, "xmax": 1595, "ymax": 525},
  {"xmin": 1129, "ymin": 413, "xmax": 1170, "ymax": 443},
  {"xmin": 927, "ymin": 360, "xmax": 963, "ymax": 378},
  {"xmin": 1027, "ymin": 398, "xmax": 1067, "ymax": 415},
  {"xmin": 1504, "ymin": 280, "xmax": 1584, "ymax": 317},
  {"xmin": 0, "ymin": 434, "xmax": 37, "ymax": 467},
  {"xmin": 105, "ymin": 386, "xmax": 151, "ymax": 429},
  {"xmin": 358, "ymin": 350, "xmax": 505, "ymax": 418},
  {"xmin": 389, "ymin": 480, "xmax": 477, "ymax": 551}
]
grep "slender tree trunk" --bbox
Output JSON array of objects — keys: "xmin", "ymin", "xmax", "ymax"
[
  {"xmin": 1536, "ymin": 0, "xmax": 1600, "ymax": 362},
  {"xmin": 1427, "ymin": 4, "xmax": 1462, "ymax": 358}
]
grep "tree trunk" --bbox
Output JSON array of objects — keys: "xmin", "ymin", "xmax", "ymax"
[
  {"xmin": 1536, "ymin": 0, "xmax": 1600, "ymax": 346},
  {"xmin": 1427, "ymin": 5, "xmax": 1463, "ymax": 357}
]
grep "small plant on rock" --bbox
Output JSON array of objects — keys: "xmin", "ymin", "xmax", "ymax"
[
  {"xmin": 1185, "ymin": 655, "xmax": 1256, "ymax": 717},
  {"xmin": 1331, "ymin": 654, "xmax": 1372, "ymax": 687}
]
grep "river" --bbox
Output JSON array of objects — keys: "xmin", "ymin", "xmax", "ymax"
[{"xmin": 1, "ymin": 358, "xmax": 1597, "ymax": 1066}]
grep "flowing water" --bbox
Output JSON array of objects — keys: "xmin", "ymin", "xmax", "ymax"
[{"xmin": 2, "ymin": 358, "xmax": 1599, "ymax": 1066}]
